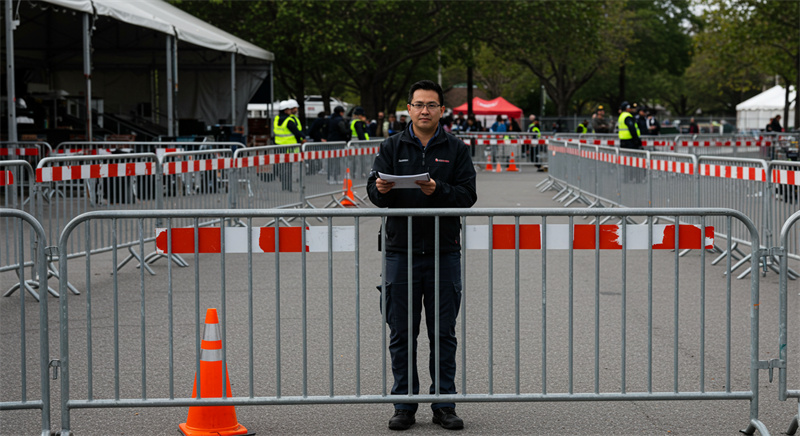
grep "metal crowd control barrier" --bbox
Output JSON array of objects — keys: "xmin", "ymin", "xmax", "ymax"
[
  {"xmin": 299, "ymin": 141, "xmax": 351, "ymax": 208},
  {"xmin": 36, "ymin": 152, "xmax": 161, "ymax": 285},
  {"xmin": 770, "ymin": 161, "xmax": 800, "ymax": 265},
  {"xmin": 673, "ymin": 134, "xmax": 772, "ymax": 159},
  {"xmin": 457, "ymin": 132, "xmax": 547, "ymax": 168},
  {"xmin": 696, "ymin": 156, "xmax": 771, "ymax": 278},
  {"xmin": 46, "ymin": 207, "xmax": 770, "ymax": 435},
  {"xmin": 778, "ymin": 210, "xmax": 800, "ymax": 434},
  {"xmin": 545, "ymin": 138, "xmax": 796, "ymax": 278},
  {"xmin": 1, "ymin": 160, "xmax": 54, "ymax": 300},
  {"xmin": 0, "ymin": 208, "xmax": 52, "ymax": 436},
  {"xmin": 54, "ymin": 140, "xmax": 244, "ymax": 156},
  {"xmin": 0, "ymin": 141, "xmax": 53, "ymax": 171}
]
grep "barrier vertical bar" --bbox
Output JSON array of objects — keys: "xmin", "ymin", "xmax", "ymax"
[
  {"xmin": 488, "ymin": 216, "xmax": 494, "ymax": 395},
  {"xmin": 541, "ymin": 216, "xmax": 548, "ymax": 395}
]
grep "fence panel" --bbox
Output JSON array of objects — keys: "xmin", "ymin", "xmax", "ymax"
[
  {"xmin": 778, "ymin": 210, "xmax": 800, "ymax": 434},
  {"xmin": 299, "ymin": 141, "xmax": 350, "ymax": 207},
  {"xmin": 0, "ymin": 209, "xmax": 52, "ymax": 435},
  {"xmin": 231, "ymin": 144, "xmax": 303, "ymax": 211},
  {"xmin": 769, "ymin": 161, "xmax": 800, "ymax": 262},
  {"xmin": 49, "ymin": 207, "xmax": 768, "ymax": 435},
  {"xmin": 0, "ymin": 141, "xmax": 52, "ymax": 169}
]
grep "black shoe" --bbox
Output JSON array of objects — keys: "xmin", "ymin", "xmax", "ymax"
[
  {"xmin": 388, "ymin": 409, "xmax": 415, "ymax": 431},
  {"xmin": 432, "ymin": 407, "xmax": 464, "ymax": 430}
]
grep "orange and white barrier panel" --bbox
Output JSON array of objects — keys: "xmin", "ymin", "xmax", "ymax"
[
  {"xmin": 156, "ymin": 224, "xmax": 713, "ymax": 253},
  {"xmin": 36, "ymin": 162, "xmax": 155, "ymax": 182},
  {"xmin": 465, "ymin": 224, "xmax": 714, "ymax": 250},
  {"xmin": 0, "ymin": 170, "xmax": 14, "ymax": 186},
  {"xmin": 155, "ymin": 226, "xmax": 356, "ymax": 253}
]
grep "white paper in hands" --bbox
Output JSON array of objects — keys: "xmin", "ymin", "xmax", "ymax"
[{"xmin": 378, "ymin": 172, "xmax": 431, "ymax": 189}]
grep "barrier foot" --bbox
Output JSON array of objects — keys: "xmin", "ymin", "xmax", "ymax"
[
  {"xmin": 539, "ymin": 179, "xmax": 557, "ymax": 192},
  {"xmin": 46, "ymin": 262, "xmax": 80, "ymax": 295},
  {"xmin": 786, "ymin": 413, "xmax": 799, "ymax": 435},
  {"xmin": 551, "ymin": 185, "xmax": 568, "ymax": 201},
  {"xmin": 556, "ymin": 189, "xmax": 574, "ymax": 203},
  {"xmin": 28, "ymin": 280, "xmax": 59, "ymax": 298},
  {"xmin": 3, "ymin": 280, "xmax": 46, "ymax": 301},
  {"xmin": 536, "ymin": 176, "xmax": 552, "ymax": 189},
  {"xmin": 117, "ymin": 246, "xmax": 156, "ymax": 276},
  {"xmin": 144, "ymin": 251, "xmax": 189, "ymax": 268},
  {"xmin": 713, "ymin": 242, "xmax": 743, "ymax": 265},
  {"xmin": 739, "ymin": 418, "xmax": 769, "ymax": 435}
]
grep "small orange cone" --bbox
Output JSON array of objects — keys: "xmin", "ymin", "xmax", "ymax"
[
  {"xmin": 485, "ymin": 154, "xmax": 493, "ymax": 172},
  {"xmin": 179, "ymin": 309, "xmax": 251, "ymax": 436},
  {"xmin": 507, "ymin": 152, "xmax": 519, "ymax": 172},
  {"xmin": 495, "ymin": 161, "xmax": 503, "ymax": 172},
  {"xmin": 340, "ymin": 168, "xmax": 357, "ymax": 207}
]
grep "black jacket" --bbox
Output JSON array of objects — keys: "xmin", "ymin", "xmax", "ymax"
[
  {"xmin": 327, "ymin": 113, "xmax": 350, "ymax": 142},
  {"xmin": 367, "ymin": 125, "xmax": 477, "ymax": 254}
]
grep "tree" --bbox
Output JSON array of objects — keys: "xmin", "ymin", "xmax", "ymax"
[{"xmin": 492, "ymin": 1, "xmax": 630, "ymax": 116}]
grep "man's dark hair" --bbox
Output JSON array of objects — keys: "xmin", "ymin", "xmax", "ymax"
[
  {"xmin": 333, "ymin": 105, "xmax": 344, "ymax": 114},
  {"xmin": 408, "ymin": 80, "xmax": 444, "ymax": 106},
  {"xmin": 317, "ymin": 111, "xmax": 326, "ymax": 118}
]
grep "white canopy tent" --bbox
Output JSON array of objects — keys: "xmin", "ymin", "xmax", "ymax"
[
  {"xmin": 4, "ymin": 0, "xmax": 273, "ymax": 141},
  {"xmin": 736, "ymin": 85, "xmax": 795, "ymax": 131}
]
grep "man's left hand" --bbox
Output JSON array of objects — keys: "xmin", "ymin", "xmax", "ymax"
[{"xmin": 416, "ymin": 178, "xmax": 436, "ymax": 195}]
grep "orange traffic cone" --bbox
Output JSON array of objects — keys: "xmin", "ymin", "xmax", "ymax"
[
  {"xmin": 340, "ymin": 168, "xmax": 357, "ymax": 207},
  {"xmin": 495, "ymin": 161, "xmax": 503, "ymax": 172},
  {"xmin": 485, "ymin": 154, "xmax": 493, "ymax": 172},
  {"xmin": 507, "ymin": 152, "xmax": 519, "ymax": 172},
  {"xmin": 179, "ymin": 309, "xmax": 250, "ymax": 436}
]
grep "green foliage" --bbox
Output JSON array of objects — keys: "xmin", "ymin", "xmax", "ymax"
[{"xmin": 168, "ymin": 0, "xmax": 798, "ymax": 122}]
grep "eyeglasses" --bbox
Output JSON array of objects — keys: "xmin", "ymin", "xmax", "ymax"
[{"xmin": 408, "ymin": 102, "xmax": 442, "ymax": 111}]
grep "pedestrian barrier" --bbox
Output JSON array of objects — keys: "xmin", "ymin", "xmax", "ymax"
[
  {"xmin": 0, "ymin": 209, "xmax": 52, "ymax": 435},
  {"xmin": 777, "ymin": 210, "xmax": 800, "ymax": 434},
  {"xmin": 544, "ymin": 139, "xmax": 798, "ymax": 277},
  {"xmin": 1, "ymin": 160, "xmax": 51, "ymax": 300},
  {"xmin": 298, "ymin": 141, "xmax": 349, "ymax": 209},
  {"xmin": 32, "ymin": 207, "xmax": 774, "ymax": 435}
]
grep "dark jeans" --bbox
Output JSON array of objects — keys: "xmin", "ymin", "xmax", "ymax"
[{"xmin": 381, "ymin": 251, "xmax": 462, "ymax": 412}]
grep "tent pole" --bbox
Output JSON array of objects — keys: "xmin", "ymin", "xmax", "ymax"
[
  {"xmin": 166, "ymin": 35, "xmax": 174, "ymax": 137},
  {"xmin": 173, "ymin": 36, "xmax": 179, "ymax": 136},
  {"xmin": 83, "ymin": 13, "xmax": 92, "ymax": 141},
  {"xmin": 5, "ymin": 0, "xmax": 17, "ymax": 143},
  {"xmin": 231, "ymin": 52, "xmax": 237, "ymax": 125}
]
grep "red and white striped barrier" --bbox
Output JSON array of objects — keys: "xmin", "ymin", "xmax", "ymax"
[
  {"xmin": 466, "ymin": 224, "xmax": 714, "ymax": 250},
  {"xmin": 155, "ymin": 148, "xmax": 183, "ymax": 159},
  {"xmin": 36, "ymin": 162, "xmax": 155, "ymax": 182},
  {"xmin": 155, "ymin": 226, "xmax": 355, "ymax": 253},
  {"xmin": 699, "ymin": 164, "xmax": 767, "ymax": 182},
  {"xmin": 155, "ymin": 224, "xmax": 713, "ymax": 253},
  {"xmin": 163, "ymin": 158, "xmax": 234, "ymax": 175},
  {"xmin": 0, "ymin": 170, "xmax": 13, "ymax": 186},
  {"xmin": 649, "ymin": 159, "xmax": 695, "ymax": 175},
  {"xmin": 467, "ymin": 139, "xmax": 548, "ymax": 145},
  {"xmin": 771, "ymin": 169, "xmax": 800, "ymax": 186},
  {"xmin": 678, "ymin": 140, "xmax": 770, "ymax": 147},
  {"xmin": 0, "ymin": 147, "xmax": 39, "ymax": 156}
]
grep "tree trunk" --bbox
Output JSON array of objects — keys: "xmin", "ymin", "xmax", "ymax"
[{"xmin": 467, "ymin": 65, "xmax": 474, "ymax": 118}]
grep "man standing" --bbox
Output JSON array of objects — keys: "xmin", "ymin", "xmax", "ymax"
[
  {"xmin": 592, "ymin": 105, "xmax": 610, "ymax": 133},
  {"xmin": 350, "ymin": 106, "xmax": 371, "ymax": 140},
  {"xmin": 618, "ymin": 101, "xmax": 641, "ymax": 150},
  {"xmin": 368, "ymin": 80, "xmax": 477, "ymax": 431},
  {"xmin": 273, "ymin": 100, "xmax": 305, "ymax": 191},
  {"xmin": 771, "ymin": 115, "xmax": 783, "ymax": 133}
]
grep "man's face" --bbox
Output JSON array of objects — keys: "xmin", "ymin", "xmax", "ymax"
[
  {"xmin": 389, "ymin": 115, "xmax": 396, "ymax": 122},
  {"xmin": 378, "ymin": 112, "xmax": 385, "ymax": 119},
  {"xmin": 400, "ymin": 115, "xmax": 407, "ymax": 123},
  {"xmin": 407, "ymin": 89, "xmax": 443, "ymax": 132}
]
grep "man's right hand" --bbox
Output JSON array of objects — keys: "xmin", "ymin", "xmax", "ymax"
[{"xmin": 375, "ymin": 178, "xmax": 395, "ymax": 194}]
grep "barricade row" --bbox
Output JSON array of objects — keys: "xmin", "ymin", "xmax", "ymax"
[
  {"xmin": 1, "ymin": 207, "xmax": 785, "ymax": 435},
  {"xmin": 543, "ymin": 140, "xmax": 800, "ymax": 280}
]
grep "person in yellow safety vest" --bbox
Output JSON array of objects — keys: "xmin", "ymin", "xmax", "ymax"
[
  {"xmin": 273, "ymin": 100, "xmax": 304, "ymax": 191},
  {"xmin": 617, "ymin": 101, "xmax": 641, "ymax": 150},
  {"xmin": 350, "ymin": 106, "xmax": 370, "ymax": 140},
  {"xmin": 576, "ymin": 120, "xmax": 589, "ymax": 134}
]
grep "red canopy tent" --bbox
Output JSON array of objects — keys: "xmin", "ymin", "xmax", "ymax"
[{"xmin": 452, "ymin": 97, "xmax": 523, "ymax": 118}]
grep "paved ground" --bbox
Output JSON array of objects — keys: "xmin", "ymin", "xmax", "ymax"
[{"xmin": 2, "ymin": 167, "xmax": 800, "ymax": 436}]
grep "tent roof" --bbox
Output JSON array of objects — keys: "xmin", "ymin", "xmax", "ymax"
[
  {"xmin": 736, "ymin": 85, "xmax": 795, "ymax": 111},
  {"xmin": 43, "ymin": 0, "xmax": 273, "ymax": 60},
  {"xmin": 452, "ymin": 97, "xmax": 523, "ymax": 118}
]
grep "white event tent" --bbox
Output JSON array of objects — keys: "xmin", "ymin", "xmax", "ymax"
[
  {"xmin": 4, "ymin": 0, "xmax": 274, "ymax": 141},
  {"xmin": 736, "ymin": 85, "xmax": 795, "ymax": 131}
]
